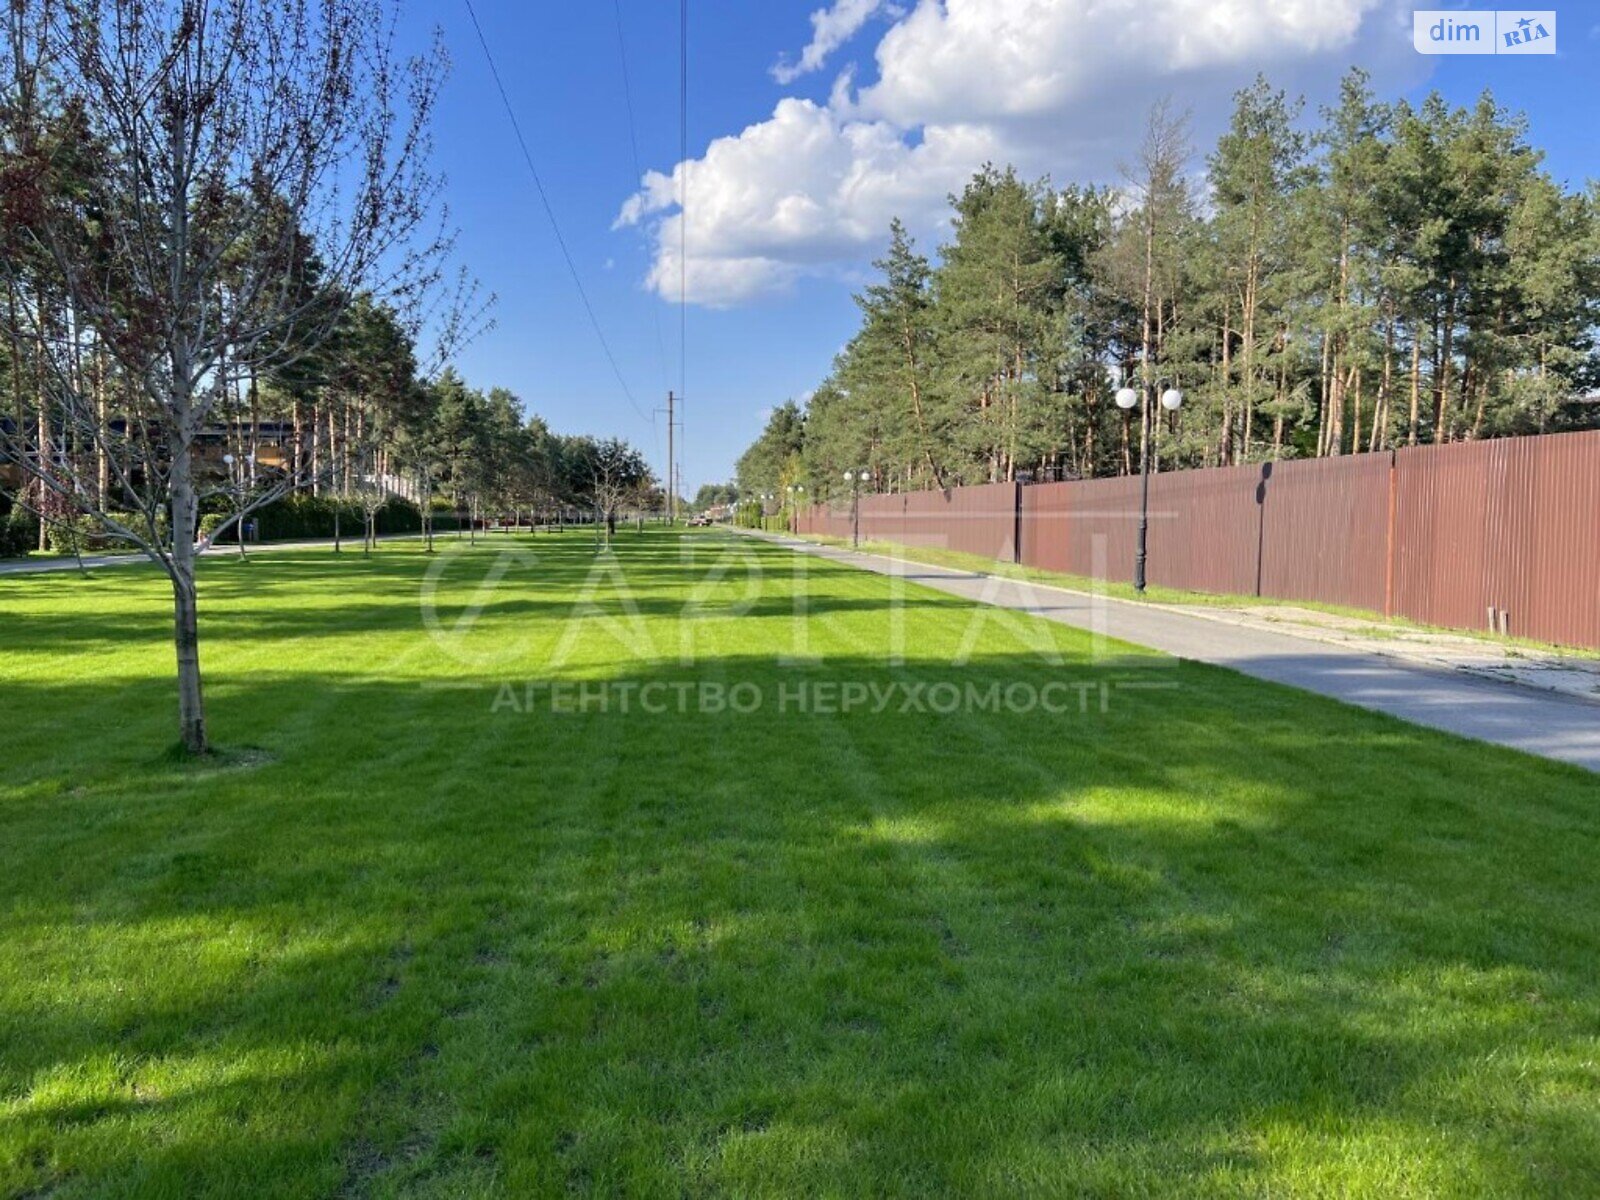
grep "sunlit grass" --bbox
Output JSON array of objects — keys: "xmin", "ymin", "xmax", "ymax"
[{"xmin": 1, "ymin": 527, "xmax": 1597, "ymax": 1197}]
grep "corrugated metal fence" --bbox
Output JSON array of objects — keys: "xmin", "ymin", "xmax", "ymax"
[{"xmin": 792, "ymin": 429, "xmax": 1600, "ymax": 649}]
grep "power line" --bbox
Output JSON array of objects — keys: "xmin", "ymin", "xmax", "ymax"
[
  {"xmin": 678, "ymin": 0, "xmax": 688, "ymax": 496},
  {"xmin": 461, "ymin": 0, "xmax": 649, "ymax": 426}
]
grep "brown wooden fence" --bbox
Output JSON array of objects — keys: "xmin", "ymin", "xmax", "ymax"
[{"xmin": 792, "ymin": 429, "xmax": 1600, "ymax": 649}]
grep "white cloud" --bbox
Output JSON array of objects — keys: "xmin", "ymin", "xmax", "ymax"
[
  {"xmin": 620, "ymin": 0, "xmax": 1420, "ymax": 306},
  {"xmin": 772, "ymin": 0, "xmax": 886, "ymax": 85},
  {"xmin": 856, "ymin": 0, "xmax": 1385, "ymax": 126},
  {"xmin": 618, "ymin": 98, "xmax": 1000, "ymax": 306}
]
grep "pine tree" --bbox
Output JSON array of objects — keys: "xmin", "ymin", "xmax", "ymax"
[
  {"xmin": 935, "ymin": 166, "xmax": 1064, "ymax": 482},
  {"xmin": 849, "ymin": 220, "xmax": 947, "ymax": 488},
  {"xmin": 1210, "ymin": 77, "xmax": 1306, "ymax": 461}
]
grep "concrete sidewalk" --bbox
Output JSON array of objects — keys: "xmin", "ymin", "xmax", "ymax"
[{"xmin": 750, "ymin": 531, "xmax": 1600, "ymax": 774}]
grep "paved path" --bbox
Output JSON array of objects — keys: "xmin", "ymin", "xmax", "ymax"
[{"xmin": 750, "ymin": 531, "xmax": 1600, "ymax": 774}]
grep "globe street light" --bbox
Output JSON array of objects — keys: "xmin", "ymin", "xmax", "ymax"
[{"xmin": 1115, "ymin": 377, "xmax": 1183, "ymax": 592}]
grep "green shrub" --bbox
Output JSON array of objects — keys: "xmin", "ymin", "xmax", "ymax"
[
  {"xmin": 45, "ymin": 513, "xmax": 92, "ymax": 556},
  {"xmin": 100, "ymin": 510, "xmax": 164, "ymax": 549},
  {"xmin": 0, "ymin": 508, "xmax": 37, "ymax": 557},
  {"xmin": 735, "ymin": 501, "xmax": 791, "ymax": 531},
  {"xmin": 245, "ymin": 493, "xmax": 433, "ymax": 541}
]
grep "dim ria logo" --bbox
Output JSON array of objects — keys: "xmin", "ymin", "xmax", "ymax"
[{"xmin": 1414, "ymin": 10, "xmax": 1555, "ymax": 54}]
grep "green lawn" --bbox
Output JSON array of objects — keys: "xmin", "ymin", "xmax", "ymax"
[{"xmin": 2, "ymin": 527, "xmax": 1598, "ymax": 1198}]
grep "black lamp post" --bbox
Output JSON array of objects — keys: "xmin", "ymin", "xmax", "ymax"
[
  {"xmin": 842, "ymin": 468, "xmax": 868, "ymax": 548},
  {"xmin": 785, "ymin": 482, "xmax": 804, "ymax": 533},
  {"xmin": 1114, "ymin": 377, "xmax": 1183, "ymax": 593}
]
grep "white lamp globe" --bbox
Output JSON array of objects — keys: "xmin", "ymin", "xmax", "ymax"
[
  {"xmin": 1160, "ymin": 388, "xmax": 1184, "ymax": 412},
  {"xmin": 842, "ymin": 470, "xmax": 854, "ymax": 482},
  {"xmin": 1114, "ymin": 387, "xmax": 1139, "ymax": 410}
]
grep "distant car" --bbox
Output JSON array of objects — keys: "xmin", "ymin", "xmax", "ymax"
[{"xmin": 687, "ymin": 514, "xmax": 712, "ymax": 527}]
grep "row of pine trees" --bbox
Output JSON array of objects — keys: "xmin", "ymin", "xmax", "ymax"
[{"xmin": 738, "ymin": 71, "xmax": 1598, "ymax": 500}]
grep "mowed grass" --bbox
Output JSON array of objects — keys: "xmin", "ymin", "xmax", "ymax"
[{"xmin": 1, "ymin": 527, "xmax": 1598, "ymax": 1198}]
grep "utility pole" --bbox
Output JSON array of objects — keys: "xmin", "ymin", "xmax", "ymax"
[{"xmin": 666, "ymin": 390, "xmax": 676, "ymax": 524}]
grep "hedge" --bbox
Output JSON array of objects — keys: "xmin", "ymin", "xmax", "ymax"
[
  {"xmin": 733, "ymin": 502, "xmax": 790, "ymax": 533},
  {"xmin": 238, "ymin": 495, "xmax": 460, "ymax": 542},
  {"xmin": 0, "ymin": 493, "xmax": 468, "ymax": 557},
  {"xmin": 0, "ymin": 508, "xmax": 37, "ymax": 558}
]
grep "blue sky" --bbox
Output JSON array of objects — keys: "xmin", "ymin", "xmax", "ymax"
[{"xmin": 403, "ymin": 1, "xmax": 1599, "ymax": 493}]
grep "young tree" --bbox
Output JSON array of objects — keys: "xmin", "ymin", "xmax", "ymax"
[
  {"xmin": 0, "ymin": 0, "xmax": 452, "ymax": 754},
  {"xmin": 552, "ymin": 435, "xmax": 651, "ymax": 543}
]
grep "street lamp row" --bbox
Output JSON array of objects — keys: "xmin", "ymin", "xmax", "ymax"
[{"xmin": 776, "ymin": 398, "xmax": 1179, "ymax": 592}]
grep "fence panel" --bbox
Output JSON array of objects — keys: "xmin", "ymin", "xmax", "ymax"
[
  {"xmin": 1258, "ymin": 455, "xmax": 1391, "ymax": 612},
  {"xmin": 1145, "ymin": 464, "xmax": 1262, "ymax": 595},
  {"xmin": 794, "ymin": 503, "xmax": 852, "ymax": 540},
  {"xmin": 854, "ymin": 482, "xmax": 1019, "ymax": 560},
  {"xmin": 1019, "ymin": 481, "xmax": 1075, "ymax": 574},
  {"xmin": 1391, "ymin": 441, "xmax": 1494, "ymax": 632},
  {"xmin": 1393, "ymin": 431, "xmax": 1600, "ymax": 645},
  {"xmin": 1511, "ymin": 430, "xmax": 1600, "ymax": 647},
  {"xmin": 1037, "ymin": 473, "xmax": 1141, "ymax": 582}
]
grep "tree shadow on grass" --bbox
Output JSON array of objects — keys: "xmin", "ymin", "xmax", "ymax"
[
  {"xmin": 0, "ymin": 532, "xmax": 960, "ymax": 655},
  {"xmin": 2, "ymin": 642, "xmax": 1598, "ymax": 1196}
]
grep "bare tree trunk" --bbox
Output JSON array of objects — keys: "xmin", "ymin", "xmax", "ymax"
[
  {"xmin": 35, "ymin": 310, "xmax": 49, "ymax": 549},
  {"xmin": 1316, "ymin": 332, "xmax": 1332, "ymax": 457},
  {"xmin": 1373, "ymin": 308, "xmax": 1394, "ymax": 453},
  {"xmin": 1241, "ymin": 271, "xmax": 1258, "ymax": 461},
  {"xmin": 1350, "ymin": 366, "xmax": 1362, "ymax": 453},
  {"xmin": 1407, "ymin": 334, "xmax": 1422, "ymax": 447},
  {"xmin": 94, "ymin": 343, "xmax": 110, "ymax": 504},
  {"xmin": 169, "ymin": 436, "xmax": 207, "ymax": 755},
  {"xmin": 1435, "ymin": 290, "xmax": 1454, "ymax": 442},
  {"xmin": 249, "ymin": 369, "xmax": 260, "ymax": 486},
  {"xmin": 1139, "ymin": 206, "xmax": 1154, "ymax": 477},
  {"xmin": 1219, "ymin": 309, "xmax": 1234, "ymax": 464}
]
